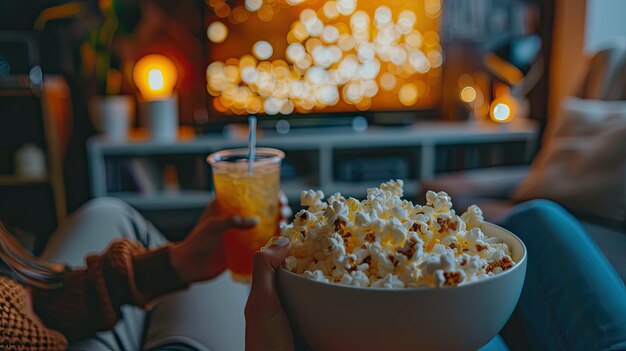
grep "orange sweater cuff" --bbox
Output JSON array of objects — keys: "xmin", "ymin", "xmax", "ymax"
[{"xmin": 132, "ymin": 245, "xmax": 189, "ymax": 304}]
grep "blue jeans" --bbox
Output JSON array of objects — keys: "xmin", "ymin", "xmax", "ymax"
[{"xmin": 480, "ymin": 200, "xmax": 626, "ymax": 351}]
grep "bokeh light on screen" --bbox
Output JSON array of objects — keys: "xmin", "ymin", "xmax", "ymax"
[
  {"xmin": 206, "ymin": 0, "xmax": 441, "ymax": 115},
  {"xmin": 207, "ymin": 21, "xmax": 229, "ymax": 43},
  {"xmin": 399, "ymin": 83, "xmax": 418, "ymax": 106},
  {"xmin": 253, "ymin": 41, "xmax": 274, "ymax": 60}
]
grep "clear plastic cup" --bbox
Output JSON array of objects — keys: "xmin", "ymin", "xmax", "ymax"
[{"xmin": 207, "ymin": 148, "xmax": 284, "ymax": 281}]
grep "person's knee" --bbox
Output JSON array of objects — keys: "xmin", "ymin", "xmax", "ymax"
[
  {"xmin": 78, "ymin": 197, "xmax": 135, "ymax": 220},
  {"xmin": 509, "ymin": 199, "xmax": 566, "ymax": 222},
  {"xmin": 502, "ymin": 199, "xmax": 572, "ymax": 244}
]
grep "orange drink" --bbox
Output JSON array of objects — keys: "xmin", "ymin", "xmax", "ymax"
[{"xmin": 207, "ymin": 148, "xmax": 284, "ymax": 281}]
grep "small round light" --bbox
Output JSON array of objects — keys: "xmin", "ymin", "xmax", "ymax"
[
  {"xmin": 257, "ymin": 5, "xmax": 274, "ymax": 21},
  {"xmin": 214, "ymin": 3, "xmax": 230, "ymax": 18},
  {"xmin": 399, "ymin": 83, "xmax": 418, "ymax": 106},
  {"xmin": 300, "ymin": 9, "xmax": 317, "ymax": 25},
  {"xmin": 286, "ymin": 43, "xmax": 306, "ymax": 63},
  {"xmin": 336, "ymin": 0, "xmax": 356, "ymax": 16},
  {"xmin": 357, "ymin": 43, "xmax": 376, "ymax": 62},
  {"xmin": 352, "ymin": 116, "xmax": 368, "ymax": 132},
  {"xmin": 322, "ymin": 25, "xmax": 340, "ymax": 43},
  {"xmin": 338, "ymin": 33, "xmax": 355, "ymax": 51},
  {"xmin": 374, "ymin": 6, "xmax": 392, "ymax": 27},
  {"xmin": 350, "ymin": 11, "xmax": 370, "ymax": 31},
  {"xmin": 253, "ymin": 41, "xmax": 273, "ymax": 60},
  {"xmin": 276, "ymin": 119, "xmax": 291, "ymax": 134},
  {"xmin": 492, "ymin": 103, "xmax": 511, "ymax": 121},
  {"xmin": 424, "ymin": 31, "xmax": 440, "ymax": 47},
  {"xmin": 427, "ymin": 50, "xmax": 443, "ymax": 68},
  {"xmin": 405, "ymin": 31, "xmax": 423, "ymax": 48},
  {"xmin": 292, "ymin": 21, "xmax": 309, "ymax": 42},
  {"xmin": 230, "ymin": 6, "xmax": 249, "ymax": 24},
  {"xmin": 425, "ymin": 0, "xmax": 442, "ymax": 18},
  {"xmin": 380, "ymin": 72, "xmax": 397, "ymax": 91},
  {"xmin": 207, "ymin": 22, "xmax": 228, "ymax": 43},
  {"xmin": 244, "ymin": 0, "xmax": 262, "ymax": 11},
  {"xmin": 323, "ymin": 1, "xmax": 339, "ymax": 19},
  {"xmin": 460, "ymin": 86, "xmax": 477, "ymax": 103}
]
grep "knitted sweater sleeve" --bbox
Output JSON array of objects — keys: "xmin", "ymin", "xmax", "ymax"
[{"xmin": 31, "ymin": 239, "xmax": 189, "ymax": 342}]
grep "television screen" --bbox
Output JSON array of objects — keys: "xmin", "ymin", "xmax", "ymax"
[{"xmin": 205, "ymin": 0, "xmax": 442, "ymax": 116}]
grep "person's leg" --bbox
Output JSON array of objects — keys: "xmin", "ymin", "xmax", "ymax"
[
  {"xmin": 42, "ymin": 197, "xmax": 169, "ymax": 351},
  {"xmin": 500, "ymin": 200, "xmax": 626, "ymax": 351},
  {"xmin": 44, "ymin": 197, "xmax": 249, "ymax": 351},
  {"xmin": 142, "ymin": 272, "xmax": 251, "ymax": 351},
  {"xmin": 42, "ymin": 197, "xmax": 168, "ymax": 264},
  {"xmin": 478, "ymin": 335, "xmax": 510, "ymax": 351}
]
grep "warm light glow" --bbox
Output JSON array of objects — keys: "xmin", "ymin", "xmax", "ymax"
[
  {"xmin": 148, "ymin": 69, "xmax": 164, "ymax": 91},
  {"xmin": 207, "ymin": 21, "xmax": 228, "ymax": 43},
  {"xmin": 231, "ymin": 6, "xmax": 250, "ymax": 24},
  {"xmin": 133, "ymin": 54, "xmax": 178, "ymax": 100},
  {"xmin": 484, "ymin": 53, "xmax": 524, "ymax": 86},
  {"xmin": 490, "ymin": 96, "xmax": 516, "ymax": 123},
  {"xmin": 253, "ymin": 41, "xmax": 273, "ymax": 60},
  {"xmin": 322, "ymin": 25, "xmax": 339, "ymax": 43},
  {"xmin": 399, "ymin": 83, "xmax": 418, "ymax": 106},
  {"xmin": 397, "ymin": 10, "xmax": 417, "ymax": 34},
  {"xmin": 375, "ymin": 6, "xmax": 392, "ymax": 27},
  {"xmin": 214, "ymin": 2, "xmax": 230, "ymax": 18},
  {"xmin": 492, "ymin": 103, "xmax": 511, "ymax": 121},
  {"xmin": 205, "ymin": 0, "xmax": 441, "ymax": 115},
  {"xmin": 323, "ymin": 1, "xmax": 339, "ymax": 19},
  {"xmin": 405, "ymin": 30, "xmax": 423, "ymax": 48},
  {"xmin": 337, "ymin": 0, "xmax": 357, "ymax": 16},
  {"xmin": 244, "ymin": 0, "xmax": 262, "ymax": 12},
  {"xmin": 460, "ymin": 86, "xmax": 477, "ymax": 103},
  {"xmin": 380, "ymin": 72, "xmax": 396, "ymax": 91},
  {"xmin": 424, "ymin": 0, "xmax": 441, "ymax": 18},
  {"xmin": 257, "ymin": 5, "xmax": 274, "ymax": 21}
]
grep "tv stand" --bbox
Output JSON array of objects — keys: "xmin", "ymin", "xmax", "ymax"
[
  {"xmin": 87, "ymin": 119, "xmax": 538, "ymax": 209},
  {"xmin": 256, "ymin": 116, "xmax": 360, "ymax": 135}
]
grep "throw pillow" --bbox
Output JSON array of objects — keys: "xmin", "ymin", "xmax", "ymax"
[{"xmin": 512, "ymin": 97, "xmax": 626, "ymax": 224}]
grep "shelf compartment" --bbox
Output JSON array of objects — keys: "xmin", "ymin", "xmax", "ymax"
[
  {"xmin": 434, "ymin": 141, "xmax": 530, "ymax": 174},
  {"xmin": 332, "ymin": 146, "xmax": 421, "ymax": 183}
]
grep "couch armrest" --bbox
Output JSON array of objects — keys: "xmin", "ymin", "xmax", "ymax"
[{"xmin": 420, "ymin": 165, "xmax": 529, "ymax": 201}]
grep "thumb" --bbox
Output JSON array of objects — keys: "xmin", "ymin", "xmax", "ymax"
[{"xmin": 250, "ymin": 237, "xmax": 291, "ymax": 298}]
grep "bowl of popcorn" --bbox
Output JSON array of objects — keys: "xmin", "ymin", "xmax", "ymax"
[{"xmin": 276, "ymin": 180, "xmax": 527, "ymax": 351}]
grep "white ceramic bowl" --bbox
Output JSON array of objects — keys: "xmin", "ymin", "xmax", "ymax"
[{"xmin": 277, "ymin": 222, "xmax": 527, "ymax": 351}]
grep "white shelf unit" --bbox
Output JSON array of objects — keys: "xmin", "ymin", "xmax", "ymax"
[{"xmin": 87, "ymin": 119, "xmax": 538, "ymax": 210}]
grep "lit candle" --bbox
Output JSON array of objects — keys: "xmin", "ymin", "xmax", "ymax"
[{"xmin": 133, "ymin": 54, "xmax": 179, "ymax": 142}]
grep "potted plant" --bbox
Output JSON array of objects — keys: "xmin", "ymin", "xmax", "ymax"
[{"xmin": 37, "ymin": 0, "xmax": 140, "ymax": 141}]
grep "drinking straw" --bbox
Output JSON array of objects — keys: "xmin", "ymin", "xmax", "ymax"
[{"xmin": 248, "ymin": 116, "xmax": 257, "ymax": 174}]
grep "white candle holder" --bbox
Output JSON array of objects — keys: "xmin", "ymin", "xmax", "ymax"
[{"xmin": 140, "ymin": 95, "xmax": 179, "ymax": 142}]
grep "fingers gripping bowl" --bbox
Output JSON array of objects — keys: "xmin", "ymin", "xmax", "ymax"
[{"xmin": 275, "ymin": 180, "xmax": 527, "ymax": 351}]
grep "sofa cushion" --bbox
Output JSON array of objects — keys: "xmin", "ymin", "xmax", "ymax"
[
  {"xmin": 578, "ymin": 46, "xmax": 626, "ymax": 100},
  {"xmin": 583, "ymin": 222, "xmax": 626, "ymax": 284},
  {"xmin": 512, "ymin": 97, "xmax": 626, "ymax": 227}
]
